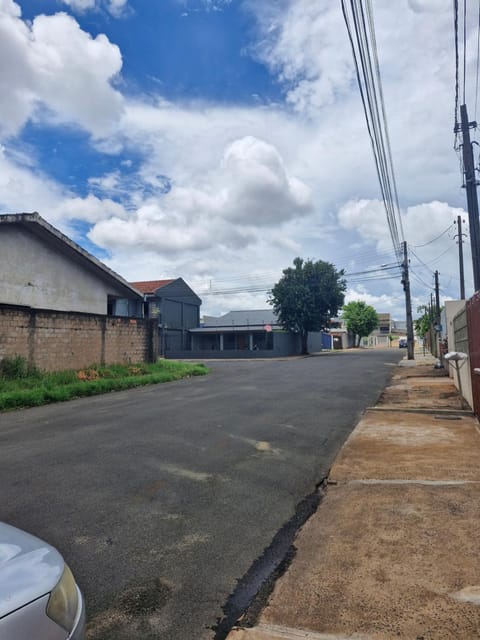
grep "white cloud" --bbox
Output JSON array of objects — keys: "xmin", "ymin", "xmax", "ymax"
[
  {"xmin": 60, "ymin": 0, "xmax": 96, "ymax": 11},
  {"xmin": 59, "ymin": 0, "xmax": 129, "ymax": 17},
  {"xmin": 344, "ymin": 288, "xmax": 401, "ymax": 314},
  {"xmin": 0, "ymin": 145, "xmax": 127, "ymax": 241},
  {"xmin": 338, "ymin": 199, "xmax": 391, "ymax": 250},
  {"xmin": 51, "ymin": 194, "xmax": 128, "ymax": 224},
  {"xmin": 88, "ymin": 136, "xmax": 311, "ymax": 256},
  {"xmin": 106, "ymin": 0, "xmax": 129, "ymax": 17},
  {"xmin": 248, "ymin": 2, "xmax": 354, "ymax": 114},
  {"xmin": 0, "ymin": 1, "xmax": 123, "ymax": 138},
  {"xmin": 221, "ymin": 136, "xmax": 311, "ymax": 224},
  {"xmin": 0, "ymin": 144, "xmax": 64, "ymax": 214},
  {"xmin": 338, "ymin": 198, "xmax": 471, "ymax": 310},
  {"xmin": 338, "ymin": 199, "xmax": 464, "ymax": 252}
]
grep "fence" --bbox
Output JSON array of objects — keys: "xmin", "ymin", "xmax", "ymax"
[{"xmin": 0, "ymin": 304, "xmax": 158, "ymax": 372}]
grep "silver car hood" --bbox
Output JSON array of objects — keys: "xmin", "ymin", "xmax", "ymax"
[{"xmin": 0, "ymin": 523, "xmax": 64, "ymax": 619}]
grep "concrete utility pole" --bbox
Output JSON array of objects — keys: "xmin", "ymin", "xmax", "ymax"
[
  {"xmin": 454, "ymin": 215, "xmax": 466, "ymax": 299},
  {"xmin": 434, "ymin": 270, "xmax": 440, "ymax": 319},
  {"xmin": 402, "ymin": 241, "xmax": 415, "ymax": 360},
  {"xmin": 429, "ymin": 293, "xmax": 435, "ymax": 355},
  {"xmin": 434, "ymin": 270, "xmax": 442, "ymax": 363},
  {"xmin": 457, "ymin": 104, "xmax": 480, "ymax": 291}
]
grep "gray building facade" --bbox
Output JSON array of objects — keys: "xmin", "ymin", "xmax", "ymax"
[
  {"xmin": 130, "ymin": 278, "xmax": 202, "ymax": 353},
  {"xmin": 0, "ymin": 212, "xmax": 143, "ymax": 317}
]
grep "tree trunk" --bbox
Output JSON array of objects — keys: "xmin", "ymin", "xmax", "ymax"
[{"xmin": 301, "ymin": 331, "xmax": 309, "ymax": 355}]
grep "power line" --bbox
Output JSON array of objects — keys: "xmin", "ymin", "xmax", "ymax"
[
  {"xmin": 409, "ymin": 268, "xmax": 434, "ymax": 291},
  {"xmin": 411, "ymin": 224, "xmax": 454, "ymax": 248},
  {"xmin": 454, "ymin": 0, "xmax": 460, "ymax": 142},
  {"xmin": 365, "ymin": 0, "xmax": 405, "ymax": 244},
  {"xmin": 341, "ymin": 0, "xmax": 403, "ymax": 265},
  {"xmin": 197, "ymin": 264, "xmax": 402, "ymax": 297},
  {"xmin": 475, "ymin": 0, "xmax": 480, "ymax": 120},
  {"xmin": 196, "ymin": 247, "xmax": 399, "ymax": 292},
  {"xmin": 426, "ymin": 245, "xmax": 456, "ymax": 266},
  {"xmin": 463, "ymin": 0, "xmax": 468, "ymax": 104},
  {"xmin": 409, "ymin": 248, "xmax": 437, "ymax": 274}
]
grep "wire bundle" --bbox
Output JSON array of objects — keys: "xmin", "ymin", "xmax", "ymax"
[{"xmin": 341, "ymin": 0, "xmax": 404, "ymax": 266}]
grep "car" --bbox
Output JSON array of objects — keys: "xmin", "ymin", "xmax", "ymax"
[
  {"xmin": 398, "ymin": 338, "xmax": 408, "ymax": 348},
  {"xmin": 0, "ymin": 522, "xmax": 85, "ymax": 640}
]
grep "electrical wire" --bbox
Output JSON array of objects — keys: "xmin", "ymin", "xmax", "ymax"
[
  {"xmin": 463, "ymin": 0, "xmax": 467, "ymax": 104},
  {"xmin": 409, "ymin": 267, "xmax": 434, "ymax": 291},
  {"xmin": 475, "ymin": 0, "xmax": 480, "ymax": 121},
  {"xmin": 454, "ymin": 0, "xmax": 460, "ymax": 144},
  {"xmin": 410, "ymin": 246, "xmax": 455, "ymax": 268},
  {"xmin": 196, "ymin": 248, "xmax": 399, "ymax": 292},
  {"xmin": 411, "ymin": 224, "xmax": 454, "ymax": 248},
  {"xmin": 341, "ymin": 0, "xmax": 404, "ymax": 265},
  {"xmin": 366, "ymin": 0, "xmax": 405, "ymax": 243},
  {"xmin": 409, "ymin": 248, "xmax": 436, "ymax": 274},
  {"xmin": 426, "ymin": 245, "xmax": 456, "ymax": 266},
  {"xmin": 197, "ymin": 263, "xmax": 402, "ymax": 297}
]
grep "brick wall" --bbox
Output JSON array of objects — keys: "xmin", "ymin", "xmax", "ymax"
[{"xmin": 0, "ymin": 304, "xmax": 158, "ymax": 371}]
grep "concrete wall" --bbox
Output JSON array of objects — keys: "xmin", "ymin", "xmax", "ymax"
[
  {"xmin": 448, "ymin": 301, "xmax": 473, "ymax": 410},
  {"xmin": 0, "ymin": 304, "xmax": 158, "ymax": 371},
  {"xmin": 0, "ymin": 226, "xmax": 135, "ymax": 315}
]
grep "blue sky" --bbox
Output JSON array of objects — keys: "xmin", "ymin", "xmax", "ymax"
[{"xmin": 0, "ymin": 0, "xmax": 475, "ymax": 317}]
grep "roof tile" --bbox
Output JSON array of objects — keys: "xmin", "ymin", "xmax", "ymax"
[{"xmin": 129, "ymin": 279, "xmax": 175, "ymax": 294}]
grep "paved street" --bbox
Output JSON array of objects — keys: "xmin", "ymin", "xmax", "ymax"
[{"xmin": 0, "ymin": 350, "xmax": 401, "ymax": 639}]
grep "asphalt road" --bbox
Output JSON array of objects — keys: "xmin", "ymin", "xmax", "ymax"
[{"xmin": 0, "ymin": 349, "xmax": 402, "ymax": 639}]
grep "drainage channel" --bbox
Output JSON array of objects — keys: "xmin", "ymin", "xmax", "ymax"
[{"xmin": 212, "ymin": 477, "xmax": 328, "ymax": 640}]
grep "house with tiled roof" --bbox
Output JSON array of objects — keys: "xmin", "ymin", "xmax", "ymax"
[
  {"xmin": 129, "ymin": 278, "xmax": 202, "ymax": 353},
  {"xmin": 131, "ymin": 280, "xmax": 175, "ymax": 295}
]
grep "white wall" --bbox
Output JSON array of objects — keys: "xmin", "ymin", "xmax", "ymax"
[
  {"xmin": 0, "ymin": 226, "xmax": 128, "ymax": 315},
  {"xmin": 444, "ymin": 300, "xmax": 473, "ymax": 409}
]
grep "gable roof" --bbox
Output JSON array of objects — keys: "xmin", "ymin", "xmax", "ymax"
[
  {"xmin": 130, "ymin": 278, "xmax": 201, "ymax": 305},
  {"xmin": 0, "ymin": 212, "xmax": 143, "ymax": 300},
  {"xmin": 130, "ymin": 279, "xmax": 175, "ymax": 295}
]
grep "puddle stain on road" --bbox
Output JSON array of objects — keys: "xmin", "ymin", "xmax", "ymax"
[
  {"xmin": 86, "ymin": 577, "xmax": 174, "ymax": 640},
  {"xmin": 228, "ymin": 434, "xmax": 283, "ymax": 457},
  {"xmin": 159, "ymin": 463, "xmax": 213, "ymax": 482}
]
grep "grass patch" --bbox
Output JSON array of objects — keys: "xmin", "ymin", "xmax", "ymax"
[{"xmin": 0, "ymin": 358, "xmax": 208, "ymax": 411}]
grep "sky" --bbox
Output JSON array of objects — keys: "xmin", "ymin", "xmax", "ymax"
[{"xmin": 0, "ymin": 0, "xmax": 477, "ymax": 319}]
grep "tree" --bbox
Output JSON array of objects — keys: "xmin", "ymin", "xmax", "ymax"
[
  {"xmin": 269, "ymin": 257, "xmax": 346, "ymax": 355},
  {"xmin": 342, "ymin": 301, "xmax": 379, "ymax": 347},
  {"xmin": 414, "ymin": 304, "xmax": 433, "ymax": 338}
]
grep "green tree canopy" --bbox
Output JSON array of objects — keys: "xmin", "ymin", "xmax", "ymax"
[
  {"xmin": 342, "ymin": 301, "xmax": 379, "ymax": 347},
  {"xmin": 269, "ymin": 257, "xmax": 346, "ymax": 354},
  {"xmin": 414, "ymin": 304, "xmax": 433, "ymax": 338}
]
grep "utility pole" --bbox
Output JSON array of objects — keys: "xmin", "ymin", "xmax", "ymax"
[
  {"xmin": 429, "ymin": 293, "xmax": 434, "ymax": 355},
  {"xmin": 454, "ymin": 215, "xmax": 466, "ymax": 299},
  {"xmin": 434, "ymin": 270, "xmax": 440, "ymax": 319},
  {"xmin": 402, "ymin": 241, "xmax": 414, "ymax": 360},
  {"xmin": 457, "ymin": 104, "xmax": 480, "ymax": 291},
  {"xmin": 434, "ymin": 270, "xmax": 442, "ymax": 364}
]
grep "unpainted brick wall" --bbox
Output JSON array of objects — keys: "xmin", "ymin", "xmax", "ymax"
[{"xmin": 0, "ymin": 304, "xmax": 157, "ymax": 371}]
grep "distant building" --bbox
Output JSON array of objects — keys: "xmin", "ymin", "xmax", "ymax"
[
  {"xmin": 130, "ymin": 278, "xmax": 201, "ymax": 352},
  {"xmin": 181, "ymin": 309, "xmax": 331, "ymax": 358},
  {"xmin": 362, "ymin": 314, "xmax": 407, "ymax": 347}
]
